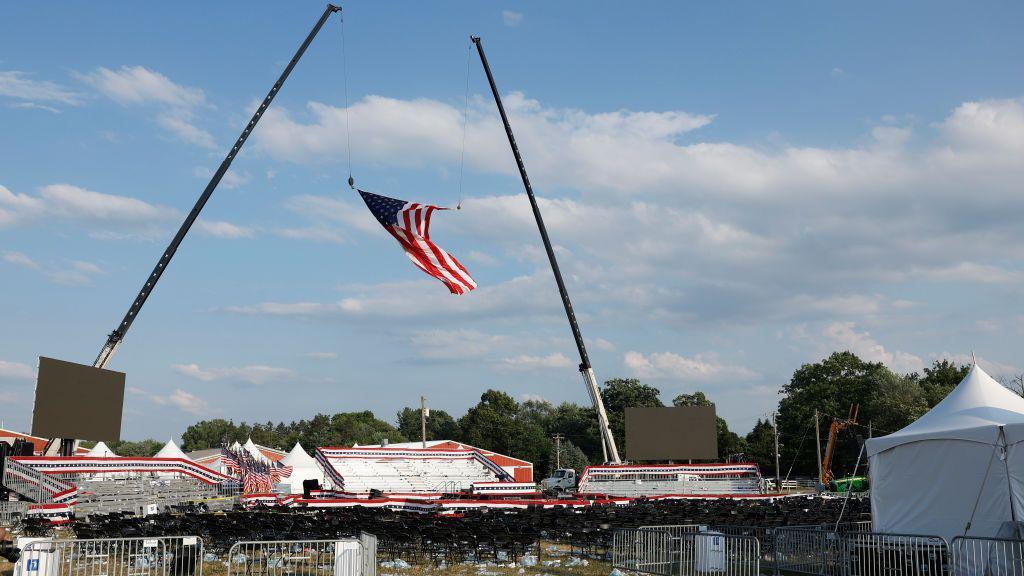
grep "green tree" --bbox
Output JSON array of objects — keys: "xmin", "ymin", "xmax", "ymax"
[
  {"xmin": 396, "ymin": 407, "xmax": 459, "ymax": 442},
  {"xmin": 776, "ymin": 352, "xmax": 887, "ymax": 477},
  {"xmin": 181, "ymin": 419, "xmax": 240, "ymax": 451},
  {"xmin": 869, "ymin": 370, "xmax": 929, "ymax": 435},
  {"xmin": 744, "ymin": 419, "xmax": 775, "ymax": 473},
  {"xmin": 549, "ymin": 402, "xmax": 603, "ymax": 464},
  {"xmin": 329, "ymin": 411, "xmax": 406, "ymax": 446},
  {"xmin": 106, "ymin": 439, "xmax": 164, "ymax": 457},
  {"xmin": 920, "ymin": 359, "xmax": 969, "ymax": 406},
  {"xmin": 550, "ymin": 438, "xmax": 590, "ymax": 475}
]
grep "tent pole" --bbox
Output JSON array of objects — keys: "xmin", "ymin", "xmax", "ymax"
[{"xmin": 1000, "ymin": 427, "xmax": 1019, "ymax": 526}]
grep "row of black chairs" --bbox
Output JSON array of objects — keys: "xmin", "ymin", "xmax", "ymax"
[{"xmin": 59, "ymin": 496, "xmax": 869, "ymax": 564}]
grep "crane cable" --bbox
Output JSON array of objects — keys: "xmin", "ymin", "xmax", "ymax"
[
  {"xmin": 456, "ymin": 42, "xmax": 472, "ymax": 210},
  {"xmin": 339, "ymin": 11, "xmax": 354, "ymax": 189}
]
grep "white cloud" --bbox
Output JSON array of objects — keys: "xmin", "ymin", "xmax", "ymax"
[
  {"xmin": 40, "ymin": 184, "xmax": 173, "ymax": 223},
  {"xmin": 226, "ymin": 272, "xmax": 563, "ymax": 323},
  {"xmin": 502, "ymin": 10, "xmax": 523, "ymax": 27},
  {"xmin": 408, "ymin": 329, "xmax": 509, "ymax": 362},
  {"xmin": 196, "ymin": 220, "xmax": 256, "ymax": 239},
  {"xmin": 10, "ymin": 102, "xmax": 61, "ymax": 114},
  {"xmin": 3, "ymin": 250, "xmax": 104, "ymax": 285},
  {"xmin": 78, "ymin": 66, "xmax": 205, "ymax": 108},
  {"xmin": 193, "ymin": 167, "xmax": 250, "ymax": 189},
  {"xmin": 171, "ymin": 363, "xmax": 294, "ymax": 385},
  {"xmin": 152, "ymin": 388, "xmax": 210, "ymax": 415},
  {"xmin": 0, "ymin": 361, "xmax": 34, "ymax": 381},
  {"xmin": 303, "ymin": 352, "xmax": 338, "ymax": 359},
  {"xmin": 78, "ymin": 66, "xmax": 215, "ymax": 148},
  {"xmin": 0, "ymin": 70, "xmax": 83, "ymax": 106},
  {"xmin": 3, "ymin": 252, "xmax": 39, "ymax": 269},
  {"xmin": 274, "ymin": 226, "xmax": 346, "ymax": 244},
  {"xmin": 500, "ymin": 353, "xmax": 574, "ymax": 371},
  {"xmin": 813, "ymin": 322, "xmax": 924, "ymax": 374},
  {"xmin": 623, "ymin": 351, "xmax": 758, "ymax": 381},
  {"xmin": 0, "ymin": 183, "xmax": 176, "ymax": 237},
  {"xmin": 520, "ymin": 393, "xmax": 547, "ymax": 403},
  {"xmin": 157, "ymin": 113, "xmax": 216, "ymax": 149},
  {"xmin": 934, "ymin": 352, "xmax": 1019, "ymax": 377}
]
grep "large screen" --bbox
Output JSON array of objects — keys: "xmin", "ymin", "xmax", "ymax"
[
  {"xmin": 32, "ymin": 357, "xmax": 125, "ymax": 442},
  {"xmin": 625, "ymin": 406, "xmax": 718, "ymax": 461}
]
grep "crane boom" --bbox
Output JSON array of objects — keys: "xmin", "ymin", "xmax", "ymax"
[
  {"xmin": 93, "ymin": 3, "xmax": 341, "ymax": 370},
  {"xmin": 45, "ymin": 3, "xmax": 341, "ymax": 458},
  {"xmin": 471, "ymin": 36, "xmax": 621, "ymax": 463},
  {"xmin": 820, "ymin": 404, "xmax": 859, "ymax": 484}
]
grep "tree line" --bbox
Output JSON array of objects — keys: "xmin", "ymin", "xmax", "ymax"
[{"xmin": 107, "ymin": 351, "xmax": 972, "ymax": 479}]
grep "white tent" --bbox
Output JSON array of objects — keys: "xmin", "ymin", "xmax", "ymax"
[
  {"xmin": 155, "ymin": 439, "xmax": 190, "ymax": 460},
  {"xmin": 87, "ymin": 441, "xmax": 116, "ymax": 457},
  {"xmin": 243, "ymin": 438, "xmax": 272, "ymax": 464},
  {"xmin": 868, "ymin": 364, "xmax": 1024, "ymax": 542},
  {"xmin": 279, "ymin": 442, "xmax": 325, "ymax": 494}
]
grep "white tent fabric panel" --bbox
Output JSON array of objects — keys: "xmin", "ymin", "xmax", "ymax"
[
  {"xmin": 870, "ymin": 438, "xmax": 1011, "ymax": 540},
  {"xmin": 281, "ymin": 442, "xmax": 317, "ymax": 468},
  {"xmin": 867, "ymin": 364, "xmax": 1024, "ymax": 542}
]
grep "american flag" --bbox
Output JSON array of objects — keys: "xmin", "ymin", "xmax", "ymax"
[
  {"xmin": 272, "ymin": 464, "xmax": 293, "ymax": 481},
  {"xmin": 358, "ymin": 190, "xmax": 477, "ymax": 295}
]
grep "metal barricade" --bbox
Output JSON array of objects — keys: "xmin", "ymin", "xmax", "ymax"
[
  {"xmin": 950, "ymin": 536, "xmax": 1024, "ymax": 576},
  {"xmin": 773, "ymin": 526, "xmax": 844, "ymax": 576},
  {"xmin": 676, "ymin": 532, "xmax": 760, "ymax": 576},
  {"xmin": 714, "ymin": 525, "xmax": 777, "ymax": 563},
  {"xmin": 842, "ymin": 532, "xmax": 947, "ymax": 576},
  {"xmin": 1, "ymin": 501, "xmax": 29, "ymax": 526},
  {"xmin": 19, "ymin": 536, "xmax": 204, "ymax": 576},
  {"xmin": 225, "ymin": 538, "xmax": 375, "ymax": 576},
  {"xmin": 612, "ymin": 528, "xmax": 674, "ymax": 576}
]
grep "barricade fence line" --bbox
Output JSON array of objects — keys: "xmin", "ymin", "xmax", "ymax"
[
  {"xmin": 19, "ymin": 536, "xmax": 205, "ymax": 576},
  {"xmin": 225, "ymin": 538, "xmax": 374, "ymax": 576}
]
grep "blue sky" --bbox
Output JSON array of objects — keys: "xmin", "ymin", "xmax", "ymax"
[{"xmin": 3, "ymin": 1, "xmax": 1024, "ymax": 442}]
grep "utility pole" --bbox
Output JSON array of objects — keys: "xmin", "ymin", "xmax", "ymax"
[
  {"xmin": 552, "ymin": 434, "xmax": 564, "ymax": 470},
  {"xmin": 420, "ymin": 396, "xmax": 428, "ymax": 449},
  {"xmin": 815, "ymin": 410, "xmax": 823, "ymax": 484},
  {"xmin": 772, "ymin": 412, "xmax": 781, "ymax": 491}
]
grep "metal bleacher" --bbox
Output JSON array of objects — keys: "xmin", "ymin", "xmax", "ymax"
[
  {"xmin": 73, "ymin": 477, "xmax": 235, "ymax": 517},
  {"xmin": 327, "ymin": 455, "xmax": 499, "ymax": 494}
]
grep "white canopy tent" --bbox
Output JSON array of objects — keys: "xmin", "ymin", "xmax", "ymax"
[
  {"xmin": 868, "ymin": 363, "xmax": 1024, "ymax": 542},
  {"xmin": 279, "ymin": 442, "xmax": 325, "ymax": 494},
  {"xmin": 243, "ymin": 438, "xmax": 272, "ymax": 464},
  {"xmin": 155, "ymin": 439, "xmax": 190, "ymax": 460},
  {"xmin": 87, "ymin": 441, "xmax": 116, "ymax": 457}
]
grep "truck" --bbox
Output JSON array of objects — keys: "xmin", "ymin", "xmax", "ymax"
[{"xmin": 540, "ymin": 469, "xmax": 577, "ymax": 495}]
